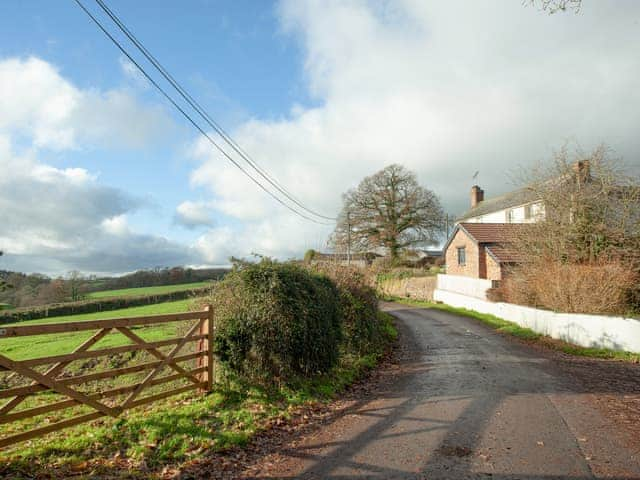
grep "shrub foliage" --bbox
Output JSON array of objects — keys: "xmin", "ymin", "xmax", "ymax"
[
  {"xmin": 209, "ymin": 261, "xmax": 392, "ymax": 387},
  {"xmin": 309, "ymin": 264, "xmax": 383, "ymax": 355},
  {"xmin": 210, "ymin": 261, "xmax": 342, "ymax": 385}
]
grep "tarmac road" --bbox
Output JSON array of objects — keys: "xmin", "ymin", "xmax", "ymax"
[{"xmin": 249, "ymin": 302, "xmax": 640, "ymax": 479}]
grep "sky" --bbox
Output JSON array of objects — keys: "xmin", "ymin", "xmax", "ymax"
[{"xmin": 1, "ymin": 0, "xmax": 639, "ymax": 276}]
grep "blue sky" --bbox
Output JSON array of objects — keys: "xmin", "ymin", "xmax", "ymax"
[
  {"xmin": 0, "ymin": 0, "xmax": 307, "ymax": 246},
  {"xmin": 0, "ymin": 1, "xmax": 307, "ymax": 116},
  {"xmin": 1, "ymin": 1, "xmax": 639, "ymax": 275}
]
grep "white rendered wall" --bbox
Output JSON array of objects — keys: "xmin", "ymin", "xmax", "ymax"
[
  {"xmin": 464, "ymin": 202, "xmax": 544, "ymax": 224},
  {"xmin": 464, "ymin": 210, "xmax": 507, "ymax": 223},
  {"xmin": 433, "ymin": 287, "xmax": 640, "ymax": 354},
  {"xmin": 435, "ymin": 274, "xmax": 492, "ymax": 299}
]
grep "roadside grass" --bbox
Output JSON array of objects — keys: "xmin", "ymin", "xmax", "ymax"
[
  {"xmin": 86, "ymin": 282, "xmax": 211, "ymax": 299},
  {"xmin": 0, "ymin": 311, "xmax": 397, "ymax": 478},
  {"xmin": 0, "ymin": 298, "xmax": 199, "ymax": 361},
  {"xmin": 0, "ymin": 388, "xmax": 275, "ymax": 475},
  {"xmin": 388, "ymin": 297, "xmax": 640, "ymax": 363}
]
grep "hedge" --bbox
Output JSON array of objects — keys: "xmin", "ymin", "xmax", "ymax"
[
  {"xmin": 210, "ymin": 261, "xmax": 342, "ymax": 386},
  {"xmin": 309, "ymin": 264, "xmax": 382, "ymax": 355}
]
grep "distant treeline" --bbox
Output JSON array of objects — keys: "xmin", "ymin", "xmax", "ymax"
[
  {"xmin": 0, "ymin": 285, "xmax": 213, "ymax": 324},
  {"xmin": 0, "ymin": 266, "xmax": 229, "ymax": 310},
  {"xmin": 93, "ymin": 267, "xmax": 228, "ymax": 291}
]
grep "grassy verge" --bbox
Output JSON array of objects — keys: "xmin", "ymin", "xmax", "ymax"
[
  {"xmin": 86, "ymin": 282, "xmax": 211, "ymax": 299},
  {"xmin": 388, "ymin": 297, "xmax": 640, "ymax": 363},
  {"xmin": 0, "ymin": 311, "xmax": 397, "ymax": 478}
]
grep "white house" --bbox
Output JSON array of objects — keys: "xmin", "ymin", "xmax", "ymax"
[
  {"xmin": 458, "ymin": 185, "xmax": 544, "ymax": 224},
  {"xmin": 444, "ymin": 160, "xmax": 592, "ymax": 280},
  {"xmin": 458, "ymin": 160, "xmax": 592, "ymax": 225}
]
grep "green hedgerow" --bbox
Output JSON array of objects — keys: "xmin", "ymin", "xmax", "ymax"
[
  {"xmin": 308, "ymin": 264, "xmax": 385, "ymax": 355},
  {"xmin": 209, "ymin": 260, "xmax": 342, "ymax": 387}
]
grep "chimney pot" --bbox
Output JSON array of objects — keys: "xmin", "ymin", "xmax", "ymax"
[
  {"xmin": 572, "ymin": 160, "xmax": 591, "ymax": 183},
  {"xmin": 471, "ymin": 185, "xmax": 484, "ymax": 208}
]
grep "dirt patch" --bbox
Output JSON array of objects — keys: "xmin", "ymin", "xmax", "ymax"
[{"xmin": 436, "ymin": 445, "xmax": 473, "ymax": 457}]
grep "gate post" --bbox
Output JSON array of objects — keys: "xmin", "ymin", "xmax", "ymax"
[
  {"xmin": 206, "ymin": 304, "xmax": 214, "ymax": 391},
  {"xmin": 198, "ymin": 305, "xmax": 215, "ymax": 392}
]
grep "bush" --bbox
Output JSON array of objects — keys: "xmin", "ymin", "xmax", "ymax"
[
  {"xmin": 210, "ymin": 261, "xmax": 342, "ymax": 386},
  {"xmin": 310, "ymin": 264, "xmax": 382, "ymax": 355},
  {"xmin": 303, "ymin": 249, "xmax": 317, "ymax": 263},
  {"xmin": 498, "ymin": 260, "xmax": 638, "ymax": 315}
]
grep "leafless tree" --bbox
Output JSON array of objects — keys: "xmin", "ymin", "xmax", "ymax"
[
  {"xmin": 526, "ymin": 0, "xmax": 581, "ymax": 14},
  {"xmin": 501, "ymin": 145, "xmax": 640, "ymax": 314},
  {"xmin": 67, "ymin": 270, "xmax": 86, "ymax": 302},
  {"xmin": 332, "ymin": 164, "xmax": 443, "ymax": 259}
]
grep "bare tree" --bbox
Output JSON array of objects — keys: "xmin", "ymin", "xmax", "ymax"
[
  {"xmin": 526, "ymin": 0, "xmax": 581, "ymax": 14},
  {"xmin": 67, "ymin": 270, "xmax": 86, "ymax": 302},
  {"xmin": 500, "ymin": 145, "xmax": 640, "ymax": 314},
  {"xmin": 332, "ymin": 164, "xmax": 444, "ymax": 259},
  {"xmin": 518, "ymin": 145, "xmax": 640, "ymax": 263}
]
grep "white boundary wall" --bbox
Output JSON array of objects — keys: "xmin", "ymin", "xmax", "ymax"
[
  {"xmin": 435, "ymin": 274, "xmax": 492, "ymax": 300},
  {"xmin": 434, "ymin": 280, "xmax": 640, "ymax": 353}
]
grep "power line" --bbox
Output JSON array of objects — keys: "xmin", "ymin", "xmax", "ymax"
[
  {"xmin": 73, "ymin": 0, "xmax": 333, "ymax": 225},
  {"xmin": 94, "ymin": 0, "xmax": 336, "ymax": 222}
]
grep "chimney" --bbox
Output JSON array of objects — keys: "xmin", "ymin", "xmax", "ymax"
[
  {"xmin": 470, "ymin": 185, "xmax": 484, "ymax": 208},
  {"xmin": 572, "ymin": 160, "xmax": 591, "ymax": 183}
]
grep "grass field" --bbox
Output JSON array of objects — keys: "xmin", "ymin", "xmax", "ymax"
[
  {"xmin": 86, "ymin": 281, "xmax": 211, "ymax": 299},
  {"xmin": 0, "ymin": 298, "xmax": 204, "ymax": 361}
]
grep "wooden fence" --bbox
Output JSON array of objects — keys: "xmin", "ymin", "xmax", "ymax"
[{"xmin": 0, "ymin": 306, "xmax": 214, "ymax": 448}]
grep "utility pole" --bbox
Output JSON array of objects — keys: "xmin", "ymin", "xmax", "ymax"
[
  {"xmin": 445, "ymin": 213, "xmax": 450, "ymax": 239},
  {"xmin": 347, "ymin": 211, "xmax": 351, "ymax": 266}
]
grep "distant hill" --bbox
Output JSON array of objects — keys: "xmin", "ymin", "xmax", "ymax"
[{"xmin": 0, "ymin": 266, "xmax": 229, "ymax": 310}]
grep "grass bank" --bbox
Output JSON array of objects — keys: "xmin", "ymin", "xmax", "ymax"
[
  {"xmin": 389, "ymin": 297, "xmax": 640, "ymax": 363},
  {"xmin": 0, "ymin": 298, "xmax": 196, "ymax": 361},
  {"xmin": 0, "ymin": 311, "xmax": 397, "ymax": 479},
  {"xmin": 86, "ymin": 282, "xmax": 211, "ymax": 299}
]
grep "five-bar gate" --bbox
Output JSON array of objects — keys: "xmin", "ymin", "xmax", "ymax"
[{"xmin": 0, "ymin": 306, "xmax": 214, "ymax": 448}]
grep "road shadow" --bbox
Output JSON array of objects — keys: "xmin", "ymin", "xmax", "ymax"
[{"xmin": 235, "ymin": 304, "xmax": 640, "ymax": 479}]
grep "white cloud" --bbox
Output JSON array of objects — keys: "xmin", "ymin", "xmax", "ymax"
[
  {"xmin": 0, "ymin": 57, "xmax": 194, "ymax": 275},
  {"xmin": 0, "ymin": 56, "xmax": 172, "ymax": 150},
  {"xmin": 101, "ymin": 215, "xmax": 131, "ymax": 236},
  {"xmin": 0, "ymin": 139, "xmax": 196, "ymax": 273},
  {"xmin": 174, "ymin": 201, "xmax": 215, "ymax": 229},
  {"xmin": 189, "ymin": 0, "xmax": 640, "ymax": 264},
  {"xmin": 194, "ymin": 215, "xmax": 326, "ymax": 264},
  {"xmin": 118, "ymin": 55, "xmax": 148, "ymax": 89},
  {"xmin": 0, "ymin": 136, "xmax": 196, "ymax": 275}
]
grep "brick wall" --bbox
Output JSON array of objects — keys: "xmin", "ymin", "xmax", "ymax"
[
  {"xmin": 445, "ymin": 229, "xmax": 479, "ymax": 278},
  {"xmin": 485, "ymin": 252, "xmax": 502, "ymax": 281},
  {"xmin": 479, "ymin": 245, "xmax": 487, "ymax": 279}
]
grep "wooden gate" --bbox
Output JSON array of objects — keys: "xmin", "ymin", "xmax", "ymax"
[{"xmin": 0, "ymin": 306, "xmax": 214, "ymax": 448}]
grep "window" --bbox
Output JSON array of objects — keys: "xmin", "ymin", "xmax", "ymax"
[
  {"xmin": 507, "ymin": 209, "xmax": 516, "ymax": 223},
  {"xmin": 457, "ymin": 247, "xmax": 466, "ymax": 266},
  {"xmin": 524, "ymin": 204, "xmax": 532, "ymax": 220}
]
